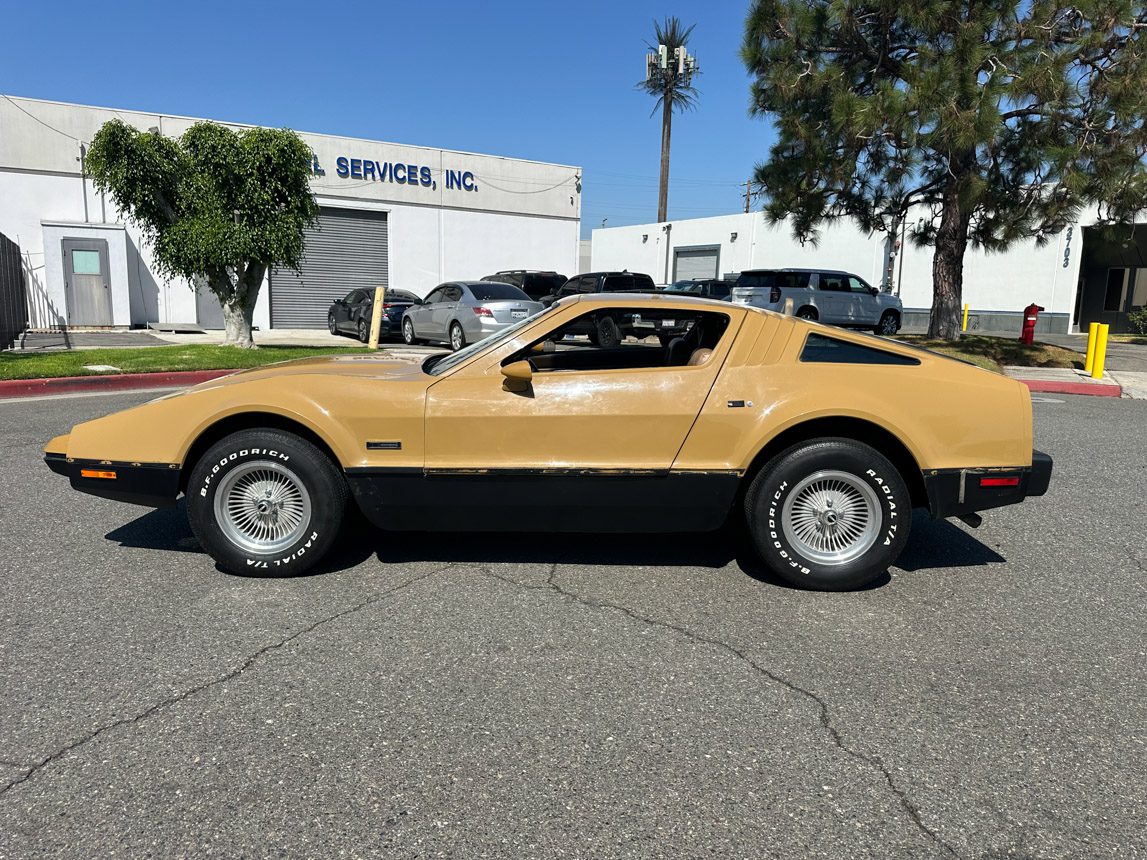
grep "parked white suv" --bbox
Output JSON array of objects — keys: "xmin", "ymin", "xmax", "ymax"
[{"xmin": 730, "ymin": 268, "xmax": 903, "ymax": 335}]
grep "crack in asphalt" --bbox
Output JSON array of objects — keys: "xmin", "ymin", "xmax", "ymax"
[
  {"xmin": 0, "ymin": 565, "xmax": 448, "ymax": 800},
  {"xmin": 478, "ymin": 563, "xmax": 960, "ymax": 859}
]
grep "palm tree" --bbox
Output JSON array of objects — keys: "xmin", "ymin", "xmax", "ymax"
[{"xmin": 639, "ymin": 17, "xmax": 699, "ymax": 223}]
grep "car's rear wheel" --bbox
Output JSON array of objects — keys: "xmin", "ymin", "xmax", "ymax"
[
  {"xmin": 449, "ymin": 322, "xmax": 466, "ymax": 351},
  {"xmin": 596, "ymin": 316, "xmax": 622, "ymax": 348},
  {"xmin": 744, "ymin": 439, "xmax": 911, "ymax": 591},
  {"xmin": 796, "ymin": 307, "xmax": 818, "ymax": 321},
  {"xmin": 357, "ymin": 319, "xmax": 369, "ymax": 343},
  {"xmin": 187, "ymin": 430, "xmax": 346, "ymax": 577},
  {"xmin": 875, "ymin": 311, "xmax": 900, "ymax": 336},
  {"xmin": 402, "ymin": 317, "xmax": 419, "ymax": 345},
  {"xmin": 328, "ymin": 314, "xmax": 338, "ymax": 335}
]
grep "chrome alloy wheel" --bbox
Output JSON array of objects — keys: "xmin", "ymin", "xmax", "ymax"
[
  {"xmin": 450, "ymin": 323, "xmax": 464, "ymax": 351},
  {"xmin": 781, "ymin": 470, "xmax": 881, "ymax": 566},
  {"xmin": 213, "ymin": 461, "xmax": 313, "ymax": 555}
]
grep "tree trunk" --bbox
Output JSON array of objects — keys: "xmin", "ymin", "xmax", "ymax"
[
  {"xmin": 216, "ymin": 263, "xmax": 266, "ymax": 349},
  {"xmin": 928, "ymin": 175, "xmax": 973, "ymax": 341},
  {"xmin": 221, "ymin": 298, "xmax": 257, "ymax": 348},
  {"xmin": 657, "ymin": 97, "xmax": 672, "ymax": 223}
]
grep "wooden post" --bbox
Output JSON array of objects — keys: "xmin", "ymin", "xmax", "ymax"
[{"xmin": 368, "ymin": 286, "xmax": 385, "ymax": 350}]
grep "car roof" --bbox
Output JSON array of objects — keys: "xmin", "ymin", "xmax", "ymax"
[
  {"xmin": 571, "ymin": 292, "xmax": 738, "ymax": 309},
  {"xmin": 740, "ymin": 267, "xmax": 853, "ymax": 275},
  {"xmin": 574, "ymin": 271, "xmax": 655, "ymax": 278}
]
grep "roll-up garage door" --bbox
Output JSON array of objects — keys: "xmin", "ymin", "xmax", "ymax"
[
  {"xmin": 673, "ymin": 247, "xmax": 719, "ymax": 282},
  {"xmin": 270, "ymin": 207, "xmax": 388, "ymax": 328}
]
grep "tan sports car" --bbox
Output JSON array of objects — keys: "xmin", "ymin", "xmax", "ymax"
[{"xmin": 44, "ymin": 294, "xmax": 1051, "ymax": 590}]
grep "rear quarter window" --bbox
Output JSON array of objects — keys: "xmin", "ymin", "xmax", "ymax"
[{"xmin": 800, "ymin": 333, "xmax": 920, "ymax": 365}]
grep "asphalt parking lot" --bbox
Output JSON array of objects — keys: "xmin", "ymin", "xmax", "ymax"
[{"xmin": 1, "ymin": 391, "xmax": 1144, "ymax": 859}]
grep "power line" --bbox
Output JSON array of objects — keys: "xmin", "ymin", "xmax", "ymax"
[{"xmin": 1, "ymin": 94, "xmax": 82, "ymax": 142}]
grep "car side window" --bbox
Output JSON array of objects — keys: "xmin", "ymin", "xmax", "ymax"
[
  {"xmin": 423, "ymin": 287, "xmax": 447, "ymax": 304},
  {"xmin": 819, "ymin": 274, "xmax": 846, "ymax": 292},
  {"xmin": 502, "ymin": 273, "xmax": 524, "ymax": 287},
  {"xmin": 342, "ymin": 290, "xmax": 360, "ymax": 303},
  {"xmin": 445, "ymin": 285, "xmax": 464, "ymax": 302},
  {"xmin": 509, "ymin": 308, "xmax": 731, "ymax": 374},
  {"xmin": 578, "ymin": 276, "xmax": 599, "ymax": 293},
  {"xmin": 849, "ymin": 276, "xmax": 873, "ymax": 294},
  {"xmin": 778, "ymin": 272, "xmax": 811, "ymax": 289},
  {"xmin": 710, "ymin": 281, "xmax": 731, "ymax": 298}
]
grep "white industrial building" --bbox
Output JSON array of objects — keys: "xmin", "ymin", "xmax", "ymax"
[
  {"xmin": 591, "ymin": 209, "xmax": 1147, "ymax": 334},
  {"xmin": 0, "ymin": 95, "xmax": 581, "ymax": 331}
]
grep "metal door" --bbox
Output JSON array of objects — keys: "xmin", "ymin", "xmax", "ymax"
[
  {"xmin": 62, "ymin": 238, "xmax": 112, "ymax": 325},
  {"xmin": 270, "ymin": 208, "xmax": 388, "ymax": 329},
  {"xmin": 673, "ymin": 247, "xmax": 719, "ymax": 281}
]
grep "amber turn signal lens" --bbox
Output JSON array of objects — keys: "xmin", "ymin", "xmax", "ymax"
[{"xmin": 80, "ymin": 469, "xmax": 117, "ymax": 480}]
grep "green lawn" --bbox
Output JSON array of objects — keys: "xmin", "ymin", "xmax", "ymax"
[
  {"xmin": 895, "ymin": 334, "xmax": 1082, "ymax": 373},
  {"xmin": 0, "ymin": 345, "xmax": 373, "ymax": 381},
  {"xmin": 1111, "ymin": 334, "xmax": 1147, "ymax": 345}
]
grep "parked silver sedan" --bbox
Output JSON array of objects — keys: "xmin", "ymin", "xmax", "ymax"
[{"xmin": 401, "ymin": 281, "xmax": 544, "ymax": 351}]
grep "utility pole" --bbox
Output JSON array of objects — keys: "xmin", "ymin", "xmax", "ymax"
[
  {"xmin": 645, "ymin": 40, "xmax": 698, "ymax": 223},
  {"xmin": 741, "ymin": 179, "xmax": 753, "ymax": 214}
]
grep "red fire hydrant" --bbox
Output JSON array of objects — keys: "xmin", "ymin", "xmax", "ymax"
[{"xmin": 1020, "ymin": 303, "xmax": 1045, "ymax": 345}]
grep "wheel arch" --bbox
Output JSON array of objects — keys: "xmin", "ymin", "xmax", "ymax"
[
  {"xmin": 179, "ymin": 411, "xmax": 343, "ymax": 494},
  {"xmin": 743, "ymin": 416, "xmax": 928, "ymax": 509},
  {"xmin": 796, "ymin": 305, "xmax": 818, "ymax": 319}
]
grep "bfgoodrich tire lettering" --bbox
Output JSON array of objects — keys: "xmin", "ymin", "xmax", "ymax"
[
  {"xmin": 187, "ymin": 429, "xmax": 346, "ymax": 576},
  {"xmin": 744, "ymin": 438, "xmax": 911, "ymax": 590}
]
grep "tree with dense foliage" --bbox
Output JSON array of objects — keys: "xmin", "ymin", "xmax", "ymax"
[
  {"xmin": 85, "ymin": 120, "xmax": 318, "ymax": 347},
  {"xmin": 742, "ymin": 0, "xmax": 1147, "ymax": 339},
  {"xmin": 640, "ymin": 17, "xmax": 700, "ymax": 222}
]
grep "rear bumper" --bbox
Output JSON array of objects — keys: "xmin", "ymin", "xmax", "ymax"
[
  {"xmin": 45, "ymin": 452, "xmax": 181, "ymax": 508},
  {"xmin": 924, "ymin": 449, "xmax": 1052, "ymax": 519}
]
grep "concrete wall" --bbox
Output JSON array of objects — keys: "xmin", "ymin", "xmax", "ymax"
[{"xmin": 592, "ymin": 208, "xmax": 1090, "ymax": 332}]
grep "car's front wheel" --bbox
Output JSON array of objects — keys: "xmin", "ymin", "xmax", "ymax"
[
  {"xmin": 744, "ymin": 439, "xmax": 911, "ymax": 591},
  {"xmin": 186, "ymin": 430, "xmax": 347, "ymax": 576},
  {"xmin": 875, "ymin": 311, "xmax": 900, "ymax": 336},
  {"xmin": 357, "ymin": 319, "xmax": 369, "ymax": 343},
  {"xmin": 328, "ymin": 314, "xmax": 338, "ymax": 335}
]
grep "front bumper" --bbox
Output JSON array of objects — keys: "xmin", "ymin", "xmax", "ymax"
[
  {"xmin": 45, "ymin": 452, "xmax": 181, "ymax": 508},
  {"xmin": 924, "ymin": 449, "xmax": 1052, "ymax": 519}
]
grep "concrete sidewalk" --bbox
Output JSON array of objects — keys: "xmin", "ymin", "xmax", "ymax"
[{"xmin": 1003, "ymin": 365, "xmax": 1134, "ymax": 398}]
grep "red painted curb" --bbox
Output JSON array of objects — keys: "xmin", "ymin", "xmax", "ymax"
[
  {"xmin": 0, "ymin": 369, "xmax": 239, "ymax": 399},
  {"xmin": 1016, "ymin": 378, "xmax": 1122, "ymax": 397}
]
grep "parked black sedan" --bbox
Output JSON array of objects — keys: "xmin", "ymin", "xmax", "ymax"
[{"xmin": 328, "ymin": 288, "xmax": 422, "ymax": 342}]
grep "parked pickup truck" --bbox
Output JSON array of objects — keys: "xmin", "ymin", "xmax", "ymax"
[{"xmin": 730, "ymin": 268, "xmax": 903, "ymax": 335}]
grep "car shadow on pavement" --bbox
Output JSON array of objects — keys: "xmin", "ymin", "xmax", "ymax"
[{"xmin": 105, "ymin": 504, "xmax": 1004, "ymax": 586}]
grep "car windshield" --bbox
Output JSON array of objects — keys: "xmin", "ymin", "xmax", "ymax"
[
  {"xmin": 423, "ymin": 304, "xmax": 558, "ymax": 376},
  {"xmin": 469, "ymin": 283, "xmax": 531, "ymax": 301}
]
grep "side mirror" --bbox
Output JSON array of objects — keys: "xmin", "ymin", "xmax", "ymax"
[
  {"xmin": 870, "ymin": 287, "xmax": 880, "ymax": 296},
  {"xmin": 501, "ymin": 360, "xmax": 533, "ymax": 392}
]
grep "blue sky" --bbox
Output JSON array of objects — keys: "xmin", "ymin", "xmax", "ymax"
[{"xmin": 1, "ymin": 0, "xmax": 775, "ymax": 238}]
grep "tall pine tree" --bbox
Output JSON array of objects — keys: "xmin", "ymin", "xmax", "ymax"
[{"xmin": 742, "ymin": 0, "xmax": 1147, "ymax": 339}]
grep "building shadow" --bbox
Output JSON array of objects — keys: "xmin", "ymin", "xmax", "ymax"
[{"xmin": 105, "ymin": 504, "xmax": 1005, "ymax": 588}]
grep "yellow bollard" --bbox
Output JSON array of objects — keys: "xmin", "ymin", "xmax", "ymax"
[
  {"xmin": 1090, "ymin": 323, "xmax": 1109, "ymax": 380},
  {"xmin": 368, "ymin": 286, "xmax": 386, "ymax": 350},
  {"xmin": 962, "ymin": 304, "xmax": 969, "ymax": 332},
  {"xmin": 1083, "ymin": 322, "xmax": 1099, "ymax": 374}
]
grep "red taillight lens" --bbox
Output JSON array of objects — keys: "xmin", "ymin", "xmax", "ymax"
[
  {"xmin": 472, "ymin": 306, "xmax": 494, "ymax": 317},
  {"xmin": 770, "ymin": 286, "xmax": 781, "ymax": 303},
  {"xmin": 980, "ymin": 476, "xmax": 1020, "ymax": 487}
]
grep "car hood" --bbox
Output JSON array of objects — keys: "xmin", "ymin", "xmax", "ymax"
[{"xmin": 199, "ymin": 354, "xmax": 430, "ymax": 388}]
